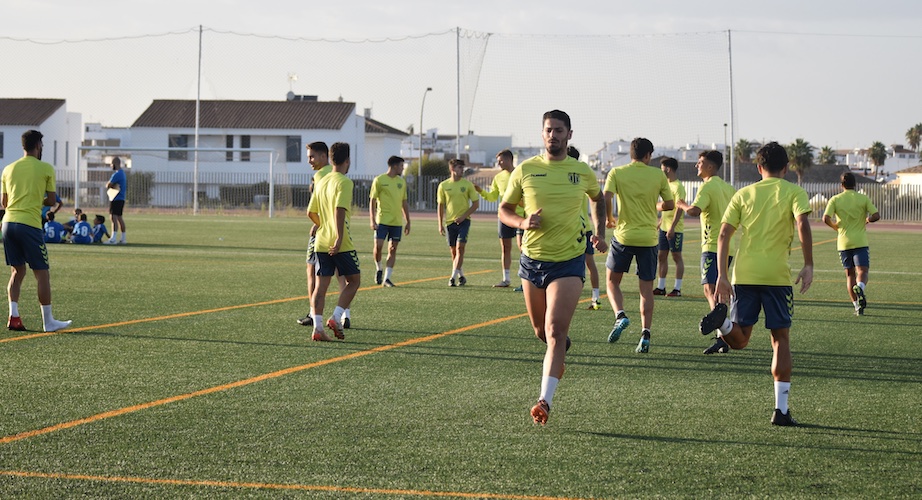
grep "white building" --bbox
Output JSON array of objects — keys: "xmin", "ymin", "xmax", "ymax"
[
  {"xmin": 844, "ymin": 145, "xmax": 919, "ymax": 181},
  {"xmin": 400, "ymin": 129, "xmax": 512, "ymax": 166}
]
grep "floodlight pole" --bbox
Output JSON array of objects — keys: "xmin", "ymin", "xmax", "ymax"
[
  {"xmin": 193, "ymin": 24, "xmax": 203, "ymax": 215},
  {"xmin": 418, "ymin": 87, "xmax": 432, "ymax": 209}
]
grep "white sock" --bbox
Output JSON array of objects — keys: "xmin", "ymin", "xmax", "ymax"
[
  {"xmin": 616, "ymin": 309, "xmax": 625, "ymax": 318},
  {"xmin": 375, "ymin": 261, "xmax": 382, "ymax": 271},
  {"xmin": 592, "ymin": 288, "xmax": 600, "ymax": 300},
  {"xmin": 343, "ymin": 308, "xmax": 351, "ymax": 320},
  {"xmin": 657, "ymin": 277, "xmax": 666, "ymax": 289},
  {"xmin": 9, "ymin": 301, "xmax": 19, "ymax": 317},
  {"xmin": 40, "ymin": 304, "xmax": 54, "ymax": 324},
  {"xmin": 451, "ymin": 269, "xmax": 460, "ymax": 280},
  {"xmin": 312, "ymin": 314, "xmax": 324, "ymax": 329},
  {"xmin": 858, "ymin": 282, "xmax": 866, "ymax": 290},
  {"xmin": 384, "ymin": 267, "xmax": 393, "ymax": 281},
  {"xmin": 503, "ymin": 269, "xmax": 510, "ymax": 282},
  {"xmin": 674, "ymin": 278, "xmax": 683, "ymax": 290},
  {"xmin": 109, "ymin": 232, "xmax": 118, "ymax": 241},
  {"xmin": 853, "ymin": 300, "xmax": 860, "ymax": 310},
  {"xmin": 718, "ymin": 318, "xmax": 733, "ymax": 335},
  {"xmin": 458, "ymin": 267, "xmax": 464, "ymax": 277},
  {"xmin": 775, "ymin": 381, "xmax": 791, "ymax": 414},
  {"xmin": 120, "ymin": 232, "xmax": 126, "ymax": 243},
  {"xmin": 332, "ymin": 306, "xmax": 345, "ymax": 323},
  {"xmin": 540, "ymin": 376, "xmax": 560, "ymax": 408}
]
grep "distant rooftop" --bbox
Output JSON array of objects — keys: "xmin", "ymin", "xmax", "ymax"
[
  {"xmin": 0, "ymin": 98, "xmax": 66, "ymax": 126},
  {"xmin": 132, "ymin": 99, "xmax": 356, "ymax": 130}
]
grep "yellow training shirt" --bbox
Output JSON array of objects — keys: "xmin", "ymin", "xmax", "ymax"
[
  {"xmin": 823, "ymin": 189, "xmax": 878, "ymax": 251},
  {"xmin": 370, "ymin": 173, "xmax": 407, "ymax": 227},
  {"xmin": 437, "ymin": 178, "xmax": 479, "ymax": 223},
  {"xmin": 603, "ymin": 161, "xmax": 672, "ymax": 247},
  {"xmin": 308, "ymin": 171, "xmax": 355, "ymax": 253},
  {"xmin": 1, "ymin": 156, "xmax": 57, "ymax": 229}
]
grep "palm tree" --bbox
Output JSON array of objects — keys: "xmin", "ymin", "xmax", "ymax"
[
  {"xmin": 906, "ymin": 123, "xmax": 922, "ymax": 152},
  {"xmin": 786, "ymin": 138, "xmax": 814, "ymax": 184},
  {"xmin": 735, "ymin": 138, "xmax": 753, "ymax": 164},
  {"xmin": 868, "ymin": 141, "xmax": 888, "ymax": 176},
  {"xmin": 817, "ymin": 146, "xmax": 837, "ymax": 165}
]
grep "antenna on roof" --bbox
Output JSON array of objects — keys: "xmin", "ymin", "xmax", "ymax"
[{"xmin": 288, "ymin": 73, "xmax": 298, "ymax": 92}]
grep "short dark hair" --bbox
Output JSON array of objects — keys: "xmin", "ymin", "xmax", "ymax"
[
  {"xmin": 79, "ymin": 213, "xmax": 88, "ymax": 221},
  {"xmin": 755, "ymin": 142, "xmax": 788, "ymax": 173},
  {"xmin": 46, "ymin": 212, "xmax": 56, "ymax": 221},
  {"xmin": 449, "ymin": 158, "xmax": 465, "ymax": 169},
  {"xmin": 95, "ymin": 214, "xmax": 106, "ymax": 223},
  {"xmin": 22, "ymin": 130, "xmax": 43, "ymax": 151},
  {"xmin": 542, "ymin": 109, "xmax": 571, "ymax": 130},
  {"xmin": 630, "ymin": 138, "xmax": 654, "ymax": 160},
  {"xmin": 567, "ymin": 146, "xmax": 580, "ymax": 160},
  {"xmin": 387, "ymin": 155, "xmax": 404, "ymax": 168},
  {"xmin": 330, "ymin": 142, "xmax": 350, "ymax": 166},
  {"xmin": 841, "ymin": 171, "xmax": 857, "ymax": 189},
  {"xmin": 661, "ymin": 157, "xmax": 679, "ymax": 170},
  {"xmin": 496, "ymin": 149, "xmax": 513, "ymax": 161},
  {"xmin": 307, "ymin": 141, "xmax": 328, "ymax": 155},
  {"xmin": 699, "ymin": 150, "xmax": 724, "ymax": 169},
  {"xmin": 112, "ymin": 157, "xmax": 121, "ymax": 167}
]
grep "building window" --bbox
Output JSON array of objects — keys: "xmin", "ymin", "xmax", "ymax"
[
  {"xmin": 226, "ymin": 135, "xmax": 234, "ymax": 161},
  {"xmin": 286, "ymin": 136, "xmax": 301, "ymax": 163},
  {"xmin": 241, "ymin": 135, "xmax": 250, "ymax": 162},
  {"xmin": 169, "ymin": 135, "xmax": 189, "ymax": 160}
]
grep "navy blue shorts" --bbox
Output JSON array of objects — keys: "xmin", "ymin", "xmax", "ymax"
[
  {"xmin": 518, "ymin": 253, "xmax": 586, "ymax": 290},
  {"xmin": 658, "ymin": 230, "xmax": 683, "ymax": 252},
  {"xmin": 3, "ymin": 222, "xmax": 50, "ymax": 270},
  {"xmin": 700, "ymin": 252, "xmax": 734, "ymax": 285},
  {"xmin": 730, "ymin": 285, "xmax": 793, "ymax": 330},
  {"xmin": 315, "ymin": 250, "xmax": 361, "ymax": 277},
  {"xmin": 498, "ymin": 220, "xmax": 517, "ymax": 239},
  {"xmin": 606, "ymin": 237, "xmax": 657, "ymax": 281},
  {"xmin": 584, "ymin": 231, "xmax": 595, "ymax": 255},
  {"xmin": 306, "ymin": 235, "xmax": 317, "ymax": 265},
  {"xmin": 446, "ymin": 219, "xmax": 471, "ymax": 247},
  {"xmin": 839, "ymin": 247, "xmax": 870, "ymax": 269},
  {"xmin": 375, "ymin": 224, "xmax": 403, "ymax": 242}
]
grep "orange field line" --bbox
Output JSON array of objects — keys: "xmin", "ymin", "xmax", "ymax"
[
  {"xmin": 0, "ymin": 469, "xmax": 587, "ymax": 500},
  {"xmin": 0, "ymin": 303, "xmax": 525, "ymax": 445},
  {"xmin": 0, "ymin": 270, "xmax": 493, "ymax": 344}
]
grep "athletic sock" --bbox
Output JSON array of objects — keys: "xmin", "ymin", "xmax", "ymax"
[
  {"xmin": 384, "ymin": 267, "xmax": 393, "ymax": 281},
  {"xmin": 718, "ymin": 318, "xmax": 733, "ymax": 335},
  {"xmin": 343, "ymin": 308, "xmax": 351, "ymax": 320},
  {"xmin": 775, "ymin": 381, "xmax": 791, "ymax": 414},
  {"xmin": 312, "ymin": 314, "xmax": 324, "ymax": 328},
  {"xmin": 451, "ymin": 269, "xmax": 460, "ymax": 280},
  {"xmin": 120, "ymin": 232, "xmax": 126, "ymax": 243},
  {"xmin": 641, "ymin": 328, "xmax": 651, "ymax": 339},
  {"xmin": 332, "ymin": 306, "xmax": 345, "ymax": 324},
  {"xmin": 40, "ymin": 304, "xmax": 53, "ymax": 325},
  {"xmin": 616, "ymin": 310, "xmax": 626, "ymax": 319},
  {"xmin": 540, "ymin": 376, "xmax": 560, "ymax": 408},
  {"xmin": 853, "ymin": 300, "xmax": 860, "ymax": 310},
  {"xmin": 9, "ymin": 301, "xmax": 19, "ymax": 318},
  {"xmin": 502, "ymin": 269, "xmax": 510, "ymax": 282},
  {"xmin": 375, "ymin": 261, "xmax": 382, "ymax": 272},
  {"xmin": 657, "ymin": 277, "xmax": 666, "ymax": 289},
  {"xmin": 858, "ymin": 282, "xmax": 866, "ymax": 290},
  {"xmin": 591, "ymin": 288, "xmax": 600, "ymax": 301},
  {"xmin": 674, "ymin": 278, "xmax": 683, "ymax": 290}
]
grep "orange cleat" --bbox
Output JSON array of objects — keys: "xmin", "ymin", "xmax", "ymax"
[
  {"xmin": 530, "ymin": 399, "xmax": 550, "ymax": 425},
  {"xmin": 311, "ymin": 330, "xmax": 333, "ymax": 342},
  {"xmin": 326, "ymin": 318, "xmax": 345, "ymax": 340}
]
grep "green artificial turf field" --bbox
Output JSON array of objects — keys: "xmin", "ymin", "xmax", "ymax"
[{"xmin": 1, "ymin": 213, "xmax": 919, "ymax": 498}]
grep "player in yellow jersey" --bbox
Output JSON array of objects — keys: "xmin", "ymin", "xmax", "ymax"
[
  {"xmin": 369, "ymin": 156, "xmax": 411, "ymax": 288},
  {"xmin": 675, "ymin": 150, "xmax": 736, "ymax": 354},
  {"xmin": 568, "ymin": 146, "xmax": 602, "ymax": 310},
  {"xmin": 822, "ymin": 172, "xmax": 880, "ymax": 316},
  {"xmin": 437, "ymin": 158, "xmax": 480, "ymax": 287},
  {"xmin": 475, "ymin": 149, "xmax": 523, "ymax": 288},
  {"xmin": 306, "ymin": 142, "xmax": 361, "ymax": 342},
  {"xmin": 603, "ymin": 138, "xmax": 673, "ymax": 353},
  {"xmin": 500, "ymin": 110, "xmax": 607, "ymax": 425},
  {"xmin": 699, "ymin": 142, "xmax": 813, "ymax": 426},
  {"xmin": 1, "ymin": 130, "xmax": 71, "ymax": 332},
  {"xmin": 654, "ymin": 157, "xmax": 685, "ymax": 298}
]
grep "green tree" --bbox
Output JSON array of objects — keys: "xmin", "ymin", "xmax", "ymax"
[
  {"xmin": 786, "ymin": 138, "xmax": 815, "ymax": 185},
  {"xmin": 406, "ymin": 156, "xmax": 450, "ymax": 178},
  {"xmin": 735, "ymin": 138, "xmax": 754, "ymax": 164},
  {"xmin": 818, "ymin": 146, "xmax": 837, "ymax": 165},
  {"xmin": 868, "ymin": 141, "xmax": 888, "ymax": 176},
  {"xmin": 906, "ymin": 123, "xmax": 922, "ymax": 152}
]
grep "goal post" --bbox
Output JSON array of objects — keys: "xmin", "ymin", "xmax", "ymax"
[{"xmin": 73, "ymin": 145, "xmax": 280, "ymax": 216}]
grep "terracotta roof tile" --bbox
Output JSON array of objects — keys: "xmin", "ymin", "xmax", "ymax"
[
  {"xmin": 0, "ymin": 98, "xmax": 66, "ymax": 126},
  {"xmin": 131, "ymin": 100, "xmax": 355, "ymax": 130}
]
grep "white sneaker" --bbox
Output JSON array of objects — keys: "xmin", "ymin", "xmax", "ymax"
[
  {"xmin": 43, "ymin": 319, "xmax": 72, "ymax": 332},
  {"xmin": 104, "ymin": 239, "xmax": 116, "ymax": 245}
]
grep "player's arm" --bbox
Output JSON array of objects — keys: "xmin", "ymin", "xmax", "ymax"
[
  {"xmin": 330, "ymin": 207, "xmax": 346, "ymax": 255},
  {"xmin": 603, "ymin": 191, "xmax": 617, "ymax": 228},
  {"xmin": 1, "ymin": 192, "xmax": 8, "ymax": 209},
  {"xmin": 822, "ymin": 214, "xmax": 838, "ymax": 231},
  {"xmin": 795, "ymin": 212, "xmax": 814, "ymax": 294},
  {"xmin": 402, "ymin": 199, "xmax": 411, "ymax": 235},
  {"xmin": 715, "ymin": 222, "xmax": 736, "ymax": 304},
  {"xmin": 867, "ymin": 211, "xmax": 880, "ymax": 224},
  {"xmin": 44, "ymin": 191, "xmax": 58, "ymax": 207},
  {"xmin": 437, "ymin": 201, "xmax": 446, "ymax": 235},
  {"xmin": 308, "ymin": 211, "xmax": 321, "ymax": 227},
  {"xmin": 369, "ymin": 197, "xmax": 378, "ymax": 230},
  {"xmin": 590, "ymin": 191, "xmax": 608, "ymax": 253}
]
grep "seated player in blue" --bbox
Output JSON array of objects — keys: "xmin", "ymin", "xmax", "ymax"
[
  {"xmin": 92, "ymin": 215, "xmax": 111, "ymax": 243},
  {"xmin": 71, "ymin": 214, "xmax": 93, "ymax": 244},
  {"xmin": 41, "ymin": 193, "xmax": 63, "ymax": 224},
  {"xmin": 43, "ymin": 212, "xmax": 67, "ymax": 243}
]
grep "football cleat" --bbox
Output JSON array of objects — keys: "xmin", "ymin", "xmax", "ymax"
[
  {"xmin": 493, "ymin": 280, "xmax": 510, "ymax": 288},
  {"xmin": 771, "ymin": 409, "xmax": 798, "ymax": 427},
  {"xmin": 703, "ymin": 336, "xmax": 730, "ymax": 354},
  {"xmin": 608, "ymin": 315, "xmax": 630, "ymax": 343},
  {"xmin": 343, "ymin": 317, "xmax": 351, "ymax": 329},
  {"xmin": 853, "ymin": 284, "xmax": 867, "ymax": 310},
  {"xmin": 449, "ymin": 278, "xmax": 457, "ymax": 287},
  {"xmin": 383, "ymin": 279, "xmax": 395, "ymax": 288},
  {"xmin": 530, "ymin": 399, "xmax": 550, "ymax": 425},
  {"xmin": 43, "ymin": 319, "xmax": 72, "ymax": 333},
  {"xmin": 635, "ymin": 334, "xmax": 650, "ymax": 354},
  {"xmin": 8, "ymin": 316, "xmax": 26, "ymax": 331},
  {"xmin": 513, "ymin": 285, "xmax": 523, "ymax": 292},
  {"xmin": 326, "ymin": 318, "xmax": 345, "ymax": 340},
  {"xmin": 700, "ymin": 303, "xmax": 728, "ymax": 335},
  {"xmin": 375, "ymin": 270, "xmax": 383, "ymax": 285},
  {"xmin": 667, "ymin": 289, "xmax": 682, "ymax": 297},
  {"xmin": 458, "ymin": 276, "xmax": 467, "ymax": 286},
  {"xmin": 311, "ymin": 330, "xmax": 333, "ymax": 342},
  {"xmin": 296, "ymin": 315, "xmax": 313, "ymax": 327},
  {"xmin": 653, "ymin": 288, "xmax": 667, "ymax": 296},
  {"xmin": 587, "ymin": 299, "xmax": 601, "ymax": 310}
]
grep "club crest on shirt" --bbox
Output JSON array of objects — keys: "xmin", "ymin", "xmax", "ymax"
[
  {"xmin": 568, "ymin": 172, "xmax": 580, "ymax": 185},
  {"xmin": 460, "ymin": 186, "xmax": 467, "ymax": 193}
]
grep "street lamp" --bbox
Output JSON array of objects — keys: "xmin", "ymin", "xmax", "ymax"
[{"xmin": 418, "ymin": 87, "xmax": 432, "ymax": 210}]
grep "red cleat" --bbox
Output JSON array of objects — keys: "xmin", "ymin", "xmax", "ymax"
[
  {"xmin": 327, "ymin": 318, "xmax": 345, "ymax": 340},
  {"xmin": 530, "ymin": 399, "xmax": 550, "ymax": 425},
  {"xmin": 8, "ymin": 316, "xmax": 26, "ymax": 331},
  {"xmin": 311, "ymin": 330, "xmax": 333, "ymax": 342}
]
